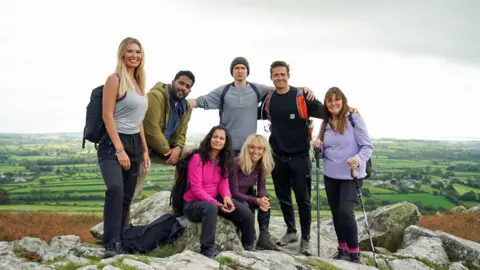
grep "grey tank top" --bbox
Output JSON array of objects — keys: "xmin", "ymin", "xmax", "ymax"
[{"xmin": 114, "ymin": 90, "xmax": 148, "ymax": 134}]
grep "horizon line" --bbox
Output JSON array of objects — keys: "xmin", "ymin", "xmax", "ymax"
[{"xmin": 0, "ymin": 131, "xmax": 479, "ymax": 143}]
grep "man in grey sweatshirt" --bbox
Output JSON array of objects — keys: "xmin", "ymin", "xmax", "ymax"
[{"xmin": 188, "ymin": 57, "xmax": 316, "ymax": 153}]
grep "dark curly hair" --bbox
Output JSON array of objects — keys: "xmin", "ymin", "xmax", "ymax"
[{"xmin": 197, "ymin": 125, "xmax": 234, "ymax": 179}]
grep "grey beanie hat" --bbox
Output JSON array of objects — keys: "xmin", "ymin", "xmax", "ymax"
[{"xmin": 230, "ymin": 57, "xmax": 250, "ymax": 76}]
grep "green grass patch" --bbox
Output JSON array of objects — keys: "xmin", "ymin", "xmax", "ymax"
[
  {"xmin": 0, "ymin": 204, "xmax": 102, "ymax": 212},
  {"xmin": 145, "ymin": 244, "xmax": 183, "ymax": 258},
  {"xmin": 295, "ymin": 258, "xmax": 338, "ymax": 270},
  {"xmin": 453, "ymin": 184, "xmax": 480, "ymax": 195},
  {"xmin": 373, "ymin": 193, "xmax": 456, "ymax": 208}
]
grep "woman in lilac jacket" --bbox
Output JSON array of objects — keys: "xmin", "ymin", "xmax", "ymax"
[{"xmin": 311, "ymin": 87, "xmax": 373, "ymax": 264}]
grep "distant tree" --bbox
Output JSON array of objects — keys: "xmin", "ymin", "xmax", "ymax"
[
  {"xmin": 399, "ymin": 186, "xmax": 410, "ymax": 193},
  {"xmin": 361, "ymin": 188, "xmax": 371, "ymax": 197},
  {"xmin": 460, "ymin": 191, "xmax": 477, "ymax": 201},
  {"xmin": 433, "ymin": 191, "xmax": 439, "ymax": 196},
  {"xmin": 0, "ymin": 188, "xmax": 12, "ymax": 204},
  {"xmin": 40, "ymin": 179, "xmax": 46, "ymax": 185},
  {"xmin": 421, "ymin": 175, "xmax": 432, "ymax": 184},
  {"xmin": 414, "ymin": 182, "xmax": 422, "ymax": 191}
]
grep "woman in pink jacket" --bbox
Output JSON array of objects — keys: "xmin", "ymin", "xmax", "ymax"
[{"xmin": 183, "ymin": 125, "xmax": 255, "ymax": 258}]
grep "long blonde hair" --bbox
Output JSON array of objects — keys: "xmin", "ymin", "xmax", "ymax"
[
  {"xmin": 238, "ymin": 134, "xmax": 274, "ymax": 177},
  {"xmin": 115, "ymin": 37, "xmax": 146, "ymax": 97}
]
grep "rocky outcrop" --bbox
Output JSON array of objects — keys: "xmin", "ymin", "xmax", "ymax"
[
  {"xmin": 358, "ymin": 202, "xmax": 421, "ymax": 252},
  {"xmin": 467, "ymin": 205, "xmax": 480, "ymax": 213},
  {"xmin": 1, "ymin": 191, "xmax": 478, "ymax": 269},
  {"xmin": 446, "ymin": 206, "xmax": 468, "ymax": 214}
]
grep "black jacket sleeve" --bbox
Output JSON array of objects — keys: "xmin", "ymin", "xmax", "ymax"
[{"xmin": 306, "ymin": 95, "xmax": 326, "ymax": 119}]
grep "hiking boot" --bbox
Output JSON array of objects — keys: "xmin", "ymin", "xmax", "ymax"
[
  {"xmin": 347, "ymin": 251, "xmax": 362, "ymax": 264},
  {"xmin": 103, "ymin": 241, "xmax": 122, "ymax": 259},
  {"xmin": 256, "ymin": 233, "xmax": 280, "ymax": 251},
  {"xmin": 244, "ymin": 245, "xmax": 254, "ymax": 251},
  {"xmin": 276, "ymin": 232, "xmax": 298, "ymax": 246},
  {"xmin": 201, "ymin": 246, "xmax": 217, "ymax": 258},
  {"xmin": 331, "ymin": 247, "xmax": 348, "ymax": 260},
  {"xmin": 300, "ymin": 238, "xmax": 312, "ymax": 256}
]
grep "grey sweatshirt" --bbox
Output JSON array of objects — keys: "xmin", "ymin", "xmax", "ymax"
[{"xmin": 196, "ymin": 82, "xmax": 271, "ymax": 150}]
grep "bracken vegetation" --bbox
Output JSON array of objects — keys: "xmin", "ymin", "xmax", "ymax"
[
  {"xmin": 418, "ymin": 212, "xmax": 480, "ymax": 243},
  {"xmin": 0, "ymin": 211, "xmax": 101, "ymax": 244}
]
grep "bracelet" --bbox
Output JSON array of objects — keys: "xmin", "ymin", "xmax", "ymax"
[{"xmin": 115, "ymin": 149, "xmax": 125, "ymax": 155}]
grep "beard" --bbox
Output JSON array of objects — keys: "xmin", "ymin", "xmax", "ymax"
[{"xmin": 170, "ymin": 87, "xmax": 185, "ymax": 101}]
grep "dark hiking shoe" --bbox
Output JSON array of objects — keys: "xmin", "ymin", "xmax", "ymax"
[
  {"xmin": 347, "ymin": 251, "xmax": 362, "ymax": 264},
  {"xmin": 276, "ymin": 232, "xmax": 298, "ymax": 246},
  {"xmin": 300, "ymin": 238, "xmax": 312, "ymax": 256},
  {"xmin": 331, "ymin": 247, "xmax": 349, "ymax": 260},
  {"xmin": 256, "ymin": 233, "xmax": 280, "ymax": 251},
  {"xmin": 201, "ymin": 246, "xmax": 217, "ymax": 258},
  {"xmin": 244, "ymin": 245, "xmax": 254, "ymax": 251},
  {"xmin": 103, "ymin": 241, "xmax": 122, "ymax": 259}
]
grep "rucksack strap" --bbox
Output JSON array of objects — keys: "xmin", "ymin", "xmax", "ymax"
[
  {"xmin": 82, "ymin": 126, "xmax": 87, "ymax": 149},
  {"xmin": 263, "ymin": 90, "xmax": 274, "ymax": 121},
  {"xmin": 249, "ymin": 83, "xmax": 260, "ymax": 102},
  {"xmin": 218, "ymin": 83, "xmax": 233, "ymax": 124},
  {"xmin": 348, "ymin": 113, "xmax": 355, "ymax": 128},
  {"xmin": 219, "ymin": 82, "xmax": 261, "ymax": 124},
  {"xmin": 295, "ymin": 90, "xmax": 309, "ymax": 120}
]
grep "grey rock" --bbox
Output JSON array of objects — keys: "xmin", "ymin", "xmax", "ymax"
[
  {"xmin": 15, "ymin": 237, "xmax": 50, "ymax": 258},
  {"xmin": 436, "ymin": 230, "xmax": 480, "ymax": 265},
  {"xmin": 122, "ymin": 258, "xmax": 154, "ymax": 270},
  {"xmin": 403, "ymin": 225, "xmax": 438, "ymax": 248},
  {"xmin": 395, "ymin": 236, "xmax": 449, "ymax": 265},
  {"xmin": 388, "ymin": 259, "xmax": 434, "ymax": 270},
  {"xmin": 448, "ymin": 262, "xmax": 469, "ymax": 270}
]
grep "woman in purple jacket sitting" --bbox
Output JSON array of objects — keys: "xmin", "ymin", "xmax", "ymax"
[
  {"xmin": 311, "ymin": 87, "xmax": 373, "ymax": 264},
  {"xmin": 229, "ymin": 134, "xmax": 279, "ymax": 251}
]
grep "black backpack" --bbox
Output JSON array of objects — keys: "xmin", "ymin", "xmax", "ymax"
[
  {"xmin": 348, "ymin": 114, "xmax": 373, "ymax": 178},
  {"xmin": 121, "ymin": 213, "xmax": 182, "ymax": 254},
  {"xmin": 219, "ymin": 82, "xmax": 260, "ymax": 125},
  {"xmin": 169, "ymin": 150, "xmax": 198, "ymax": 216},
  {"xmin": 82, "ymin": 85, "xmax": 106, "ymax": 149}
]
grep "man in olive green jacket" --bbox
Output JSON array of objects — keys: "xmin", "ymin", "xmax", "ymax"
[{"xmin": 134, "ymin": 70, "xmax": 195, "ymax": 199}]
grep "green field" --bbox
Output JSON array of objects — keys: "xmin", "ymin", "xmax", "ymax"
[
  {"xmin": 373, "ymin": 193, "xmax": 456, "ymax": 209},
  {"xmin": 1, "ymin": 134, "xmax": 479, "ymax": 216},
  {"xmin": 454, "ymin": 184, "xmax": 480, "ymax": 195}
]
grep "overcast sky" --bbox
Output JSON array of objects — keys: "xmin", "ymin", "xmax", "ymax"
[{"xmin": 1, "ymin": 0, "xmax": 479, "ymax": 140}]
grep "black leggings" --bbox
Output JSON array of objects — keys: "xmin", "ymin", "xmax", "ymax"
[
  {"xmin": 324, "ymin": 175, "xmax": 363, "ymax": 249},
  {"xmin": 183, "ymin": 196, "xmax": 255, "ymax": 250},
  {"xmin": 98, "ymin": 133, "xmax": 143, "ymax": 245}
]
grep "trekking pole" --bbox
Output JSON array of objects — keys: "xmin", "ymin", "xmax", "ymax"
[
  {"xmin": 351, "ymin": 168, "xmax": 378, "ymax": 268},
  {"xmin": 313, "ymin": 147, "xmax": 321, "ymax": 257}
]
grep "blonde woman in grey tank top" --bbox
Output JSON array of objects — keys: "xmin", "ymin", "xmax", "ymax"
[{"xmin": 97, "ymin": 37, "xmax": 150, "ymax": 259}]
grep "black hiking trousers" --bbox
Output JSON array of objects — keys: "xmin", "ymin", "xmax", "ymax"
[
  {"xmin": 324, "ymin": 175, "xmax": 363, "ymax": 249},
  {"xmin": 98, "ymin": 132, "xmax": 143, "ymax": 246},
  {"xmin": 271, "ymin": 154, "xmax": 312, "ymax": 240},
  {"xmin": 237, "ymin": 188, "xmax": 272, "ymax": 236},
  {"xmin": 183, "ymin": 195, "xmax": 255, "ymax": 250}
]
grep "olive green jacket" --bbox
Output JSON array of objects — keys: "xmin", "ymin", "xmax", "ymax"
[{"xmin": 143, "ymin": 82, "xmax": 192, "ymax": 156}]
